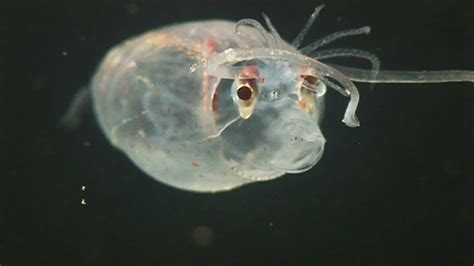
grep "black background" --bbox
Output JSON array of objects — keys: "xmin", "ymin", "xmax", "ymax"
[{"xmin": 1, "ymin": 0, "xmax": 473, "ymax": 265}]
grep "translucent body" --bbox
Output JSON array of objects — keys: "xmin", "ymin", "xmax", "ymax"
[
  {"xmin": 87, "ymin": 6, "xmax": 474, "ymax": 192},
  {"xmin": 92, "ymin": 21, "xmax": 325, "ymax": 192}
]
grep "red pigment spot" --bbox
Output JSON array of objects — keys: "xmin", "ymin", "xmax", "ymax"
[
  {"xmin": 192, "ymin": 161, "xmax": 200, "ymax": 167},
  {"xmin": 237, "ymin": 86, "xmax": 252, "ymax": 101},
  {"xmin": 204, "ymin": 38, "xmax": 218, "ymax": 54}
]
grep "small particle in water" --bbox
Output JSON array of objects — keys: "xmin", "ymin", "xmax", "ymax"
[
  {"xmin": 192, "ymin": 225, "xmax": 214, "ymax": 247},
  {"xmin": 83, "ymin": 141, "xmax": 90, "ymax": 147},
  {"xmin": 62, "ymin": 50, "xmax": 69, "ymax": 56},
  {"xmin": 192, "ymin": 161, "xmax": 200, "ymax": 167},
  {"xmin": 81, "ymin": 198, "xmax": 87, "ymax": 205},
  {"xmin": 126, "ymin": 3, "xmax": 139, "ymax": 15},
  {"xmin": 81, "ymin": 185, "xmax": 86, "ymax": 191}
]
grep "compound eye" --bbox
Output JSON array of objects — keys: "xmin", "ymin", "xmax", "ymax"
[{"xmin": 235, "ymin": 79, "xmax": 259, "ymax": 119}]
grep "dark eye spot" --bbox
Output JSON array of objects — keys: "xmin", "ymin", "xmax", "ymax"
[{"xmin": 237, "ymin": 85, "xmax": 252, "ymax": 101}]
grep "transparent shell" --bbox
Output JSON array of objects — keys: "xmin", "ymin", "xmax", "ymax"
[
  {"xmin": 87, "ymin": 6, "xmax": 474, "ymax": 192},
  {"xmin": 82, "ymin": 5, "xmax": 474, "ymax": 192},
  {"xmin": 91, "ymin": 20, "xmax": 326, "ymax": 192}
]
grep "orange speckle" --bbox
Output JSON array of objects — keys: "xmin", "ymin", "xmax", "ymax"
[
  {"xmin": 299, "ymin": 99, "xmax": 307, "ymax": 109},
  {"xmin": 204, "ymin": 38, "xmax": 218, "ymax": 54},
  {"xmin": 147, "ymin": 34, "xmax": 170, "ymax": 46}
]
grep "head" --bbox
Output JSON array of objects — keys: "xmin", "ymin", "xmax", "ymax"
[
  {"xmin": 210, "ymin": 58, "xmax": 327, "ymax": 180},
  {"xmin": 205, "ymin": 7, "xmax": 370, "ymax": 180}
]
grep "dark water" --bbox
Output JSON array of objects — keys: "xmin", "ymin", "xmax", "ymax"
[{"xmin": 1, "ymin": 0, "xmax": 473, "ymax": 265}]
